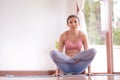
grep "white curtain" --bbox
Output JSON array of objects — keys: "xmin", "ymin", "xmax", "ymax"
[{"xmin": 76, "ymin": 0, "xmax": 88, "ymax": 37}]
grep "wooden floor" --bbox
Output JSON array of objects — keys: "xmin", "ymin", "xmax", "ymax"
[{"xmin": 0, "ymin": 74, "xmax": 120, "ymax": 80}]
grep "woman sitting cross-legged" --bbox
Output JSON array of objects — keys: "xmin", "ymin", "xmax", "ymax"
[{"xmin": 50, "ymin": 15, "xmax": 96, "ymax": 76}]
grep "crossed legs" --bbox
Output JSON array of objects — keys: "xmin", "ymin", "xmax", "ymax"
[{"xmin": 50, "ymin": 48, "xmax": 96, "ymax": 74}]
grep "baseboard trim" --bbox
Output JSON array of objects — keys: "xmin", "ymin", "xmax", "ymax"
[{"xmin": 0, "ymin": 70, "xmax": 55, "ymax": 76}]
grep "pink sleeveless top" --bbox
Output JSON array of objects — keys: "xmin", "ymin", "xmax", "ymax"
[{"xmin": 65, "ymin": 32, "xmax": 83, "ymax": 50}]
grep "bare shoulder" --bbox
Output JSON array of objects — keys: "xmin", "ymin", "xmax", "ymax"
[
  {"xmin": 60, "ymin": 31, "xmax": 68, "ymax": 39},
  {"xmin": 79, "ymin": 31, "xmax": 86, "ymax": 37},
  {"xmin": 79, "ymin": 31, "xmax": 87, "ymax": 40}
]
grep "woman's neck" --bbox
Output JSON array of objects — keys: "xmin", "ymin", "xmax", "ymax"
[{"xmin": 69, "ymin": 29, "xmax": 79, "ymax": 35}]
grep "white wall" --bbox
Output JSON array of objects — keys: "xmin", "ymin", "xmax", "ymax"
[{"xmin": 0, "ymin": 0, "xmax": 76, "ymax": 70}]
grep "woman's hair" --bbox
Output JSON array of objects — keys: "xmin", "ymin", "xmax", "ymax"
[{"xmin": 67, "ymin": 15, "xmax": 80, "ymax": 24}]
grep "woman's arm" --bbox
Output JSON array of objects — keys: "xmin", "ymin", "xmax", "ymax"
[
  {"xmin": 58, "ymin": 33, "xmax": 65, "ymax": 52},
  {"xmin": 82, "ymin": 33, "xmax": 91, "ymax": 74},
  {"xmin": 82, "ymin": 33, "xmax": 88, "ymax": 50},
  {"xmin": 55, "ymin": 33, "xmax": 65, "ymax": 76},
  {"xmin": 55, "ymin": 67, "xmax": 60, "ymax": 76}
]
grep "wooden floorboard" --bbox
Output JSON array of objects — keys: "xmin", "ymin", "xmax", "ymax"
[{"xmin": 0, "ymin": 70, "xmax": 55, "ymax": 76}]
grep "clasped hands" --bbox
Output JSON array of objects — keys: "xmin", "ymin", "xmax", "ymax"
[{"xmin": 73, "ymin": 58, "xmax": 80, "ymax": 64}]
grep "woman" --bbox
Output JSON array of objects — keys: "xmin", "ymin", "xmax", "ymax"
[{"xmin": 50, "ymin": 15, "xmax": 96, "ymax": 76}]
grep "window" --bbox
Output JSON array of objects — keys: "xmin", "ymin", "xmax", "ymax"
[{"xmin": 84, "ymin": 0, "xmax": 113, "ymax": 73}]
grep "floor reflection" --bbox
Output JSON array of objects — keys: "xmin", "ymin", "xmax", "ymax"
[
  {"xmin": 56, "ymin": 76, "xmax": 87, "ymax": 80},
  {"xmin": 0, "ymin": 74, "xmax": 120, "ymax": 80}
]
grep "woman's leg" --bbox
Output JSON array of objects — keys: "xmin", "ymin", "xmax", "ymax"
[
  {"xmin": 50, "ymin": 50, "xmax": 74, "ymax": 73},
  {"xmin": 72, "ymin": 58, "xmax": 93, "ymax": 74},
  {"xmin": 72, "ymin": 48, "xmax": 96, "ymax": 61},
  {"xmin": 50, "ymin": 50, "xmax": 74, "ymax": 63},
  {"xmin": 71, "ymin": 48, "xmax": 96, "ymax": 73}
]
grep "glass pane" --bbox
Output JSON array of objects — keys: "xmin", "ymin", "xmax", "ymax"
[
  {"xmin": 112, "ymin": 0, "xmax": 120, "ymax": 72},
  {"xmin": 84, "ymin": 0, "xmax": 107, "ymax": 73}
]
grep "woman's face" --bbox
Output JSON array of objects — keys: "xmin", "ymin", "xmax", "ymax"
[{"xmin": 67, "ymin": 17, "xmax": 80, "ymax": 29}]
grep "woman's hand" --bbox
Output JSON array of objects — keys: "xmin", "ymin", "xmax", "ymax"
[
  {"xmin": 52, "ymin": 67, "xmax": 60, "ymax": 76},
  {"xmin": 74, "ymin": 58, "xmax": 80, "ymax": 64},
  {"xmin": 55, "ymin": 69, "xmax": 60, "ymax": 76}
]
